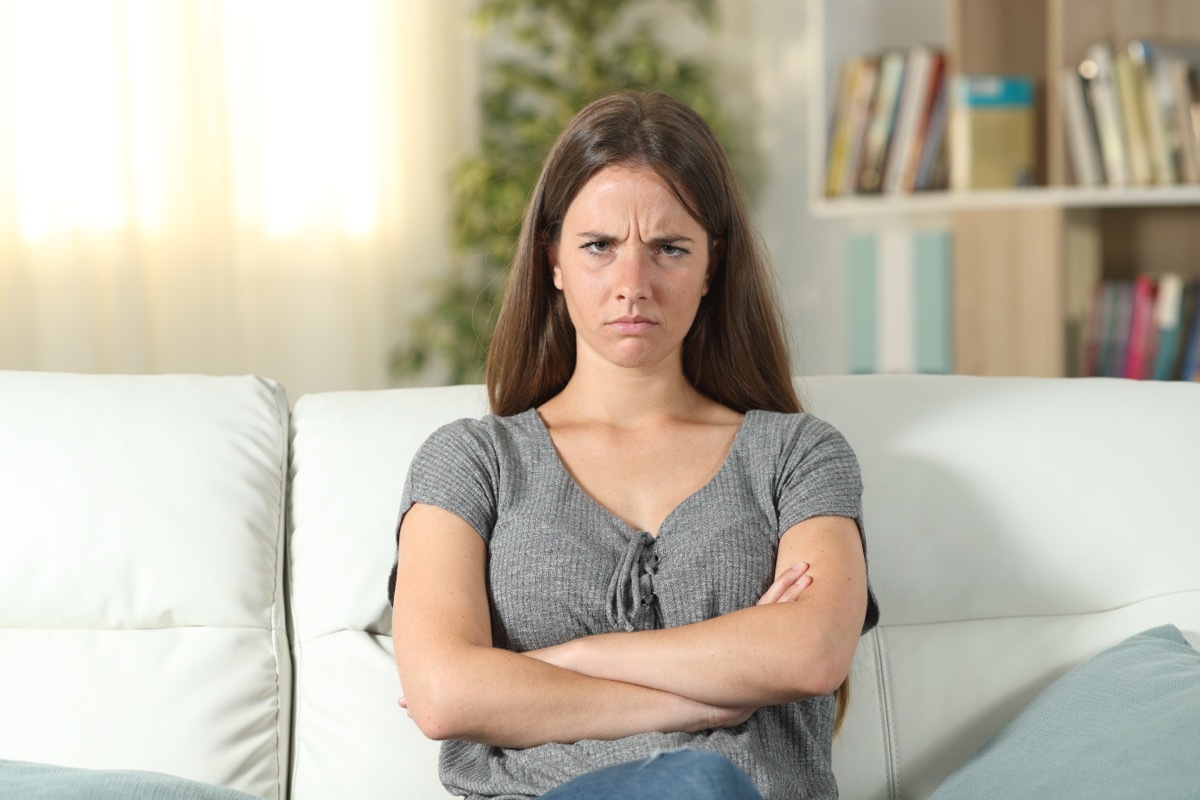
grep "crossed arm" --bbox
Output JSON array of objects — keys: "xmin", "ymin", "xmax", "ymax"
[{"xmin": 391, "ymin": 503, "xmax": 868, "ymax": 749}]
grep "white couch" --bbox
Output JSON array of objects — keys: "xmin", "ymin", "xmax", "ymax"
[{"xmin": 1, "ymin": 370, "xmax": 1197, "ymax": 799}]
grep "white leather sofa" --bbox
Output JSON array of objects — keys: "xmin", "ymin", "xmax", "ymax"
[{"xmin": 1, "ymin": 370, "xmax": 1197, "ymax": 799}]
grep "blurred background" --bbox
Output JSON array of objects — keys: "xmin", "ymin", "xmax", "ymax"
[{"xmin": 0, "ymin": 0, "xmax": 852, "ymax": 399}]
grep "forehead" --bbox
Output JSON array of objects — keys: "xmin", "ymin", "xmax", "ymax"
[{"xmin": 563, "ymin": 165, "xmax": 702, "ymax": 231}]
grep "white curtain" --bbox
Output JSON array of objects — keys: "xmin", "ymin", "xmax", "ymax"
[{"xmin": 0, "ymin": 0, "xmax": 463, "ymax": 398}]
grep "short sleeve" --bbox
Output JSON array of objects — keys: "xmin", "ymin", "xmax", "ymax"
[
  {"xmin": 776, "ymin": 415, "xmax": 863, "ymax": 533},
  {"xmin": 775, "ymin": 414, "xmax": 879, "ymax": 633},
  {"xmin": 387, "ymin": 418, "xmax": 500, "ymax": 604},
  {"xmin": 398, "ymin": 418, "xmax": 500, "ymax": 541}
]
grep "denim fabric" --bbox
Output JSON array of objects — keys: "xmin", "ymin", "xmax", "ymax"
[{"xmin": 540, "ymin": 749, "xmax": 765, "ymax": 800}]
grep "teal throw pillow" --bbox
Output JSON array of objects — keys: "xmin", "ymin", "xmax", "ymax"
[
  {"xmin": 930, "ymin": 624, "xmax": 1200, "ymax": 800},
  {"xmin": 0, "ymin": 759, "xmax": 264, "ymax": 800}
]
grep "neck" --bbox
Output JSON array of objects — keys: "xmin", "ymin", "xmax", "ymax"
[{"xmin": 549, "ymin": 352, "xmax": 706, "ymax": 428}]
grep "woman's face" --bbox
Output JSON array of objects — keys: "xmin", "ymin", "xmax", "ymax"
[{"xmin": 549, "ymin": 164, "xmax": 711, "ymax": 373}]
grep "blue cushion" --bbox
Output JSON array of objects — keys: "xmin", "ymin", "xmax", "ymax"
[
  {"xmin": 0, "ymin": 760, "xmax": 263, "ymax": 800},
  {"xmin": 930, "ymin": 624, "xmax": 1200, "ymax": 800}
]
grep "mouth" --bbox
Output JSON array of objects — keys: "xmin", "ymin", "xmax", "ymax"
[{"xmin": 607, "ymin": 315, "xmax": 656, "ymax": 335}]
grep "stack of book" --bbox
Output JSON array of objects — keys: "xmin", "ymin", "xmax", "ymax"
[
  {"xmin": 824, "ymin": 46, "xmax": 949, "ymax": 196},
  {"xmin": 1060, "ymin": 38, "xmax": 1200, "ymax": 187},
  {"xmin": 1081, "ymin": 274, "xmax": 1200, "ymax": 380}
]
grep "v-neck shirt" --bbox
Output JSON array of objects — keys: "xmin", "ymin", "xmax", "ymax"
[{"xmin": 390, "ymin": 407, "xmax": 878, "ymax": 800}]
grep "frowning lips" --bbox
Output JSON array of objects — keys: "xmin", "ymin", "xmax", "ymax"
[{"xmin": 607, "ymin": 315, "xmax": 656, "ymax": 334}]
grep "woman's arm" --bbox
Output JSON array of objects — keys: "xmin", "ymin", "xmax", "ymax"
[
  {"xmin": 526, "ymin": 515, "xmax": 868, "ymax": 707},
  {"xmin": 391, "ymin": 503, "xmax": 756, "ymax": 748}
]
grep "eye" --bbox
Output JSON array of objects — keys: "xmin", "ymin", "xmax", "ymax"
[
  {"xmin": 659, "ymin": 243, "xmax": 690, "ymax": 257},
  {"xmin": 582, "ymin": 240, "xmax": 611, "ymax": 254}
]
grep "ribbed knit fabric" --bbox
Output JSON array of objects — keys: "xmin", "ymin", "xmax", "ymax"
[{"xmin": 388, "ymin": 408, "xmax": 879, "ymax": 800}]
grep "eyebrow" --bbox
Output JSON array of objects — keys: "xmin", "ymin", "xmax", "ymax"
[{"xmin": 573, "ymin": 231, "xmax": 697, "ymax": 244}]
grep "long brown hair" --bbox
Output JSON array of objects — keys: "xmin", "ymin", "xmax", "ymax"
[
  {"xmin": 486, "ymin": 90, "xmax": 798, "ymax": 418},
  {"xmin": 484, "ymin": 90, "xmax": 850, "ymax": 732}
]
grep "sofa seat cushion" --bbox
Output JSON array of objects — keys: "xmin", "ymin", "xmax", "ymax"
[{"xmin": 929, "ymin": 624, "xmax": 1200, "ymax": 799}]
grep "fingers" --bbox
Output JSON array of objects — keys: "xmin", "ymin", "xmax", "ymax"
[
  {"xmin": 778, "ymin": 573, "xmax": 812, "ymax": 602},
  {"xmin": 757, "ymin": 562, "xmax": 811, "ymax": 605}
]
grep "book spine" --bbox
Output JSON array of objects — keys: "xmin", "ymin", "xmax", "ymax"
[
  {"xmin": 1180, "ymin": 281, "xmax": 1200, "ymax": 381},
  {"xmin": 841, "ymin": 58, "xmax": 880, "ymax": 196},
  {"xmin": 825, "ymin": 58, "xmax": 862, "ymax": 197},
  {"xmin": 857, "ymin": 50, "xmax": 906, "ymax": 194},
  {"xmin": 1060, "ymin": 66, "xmax": 1105, "ymax": 186},
  {"xmin": 1128, "ymin": 40, "xmax": 1176, "ymax": 185},
  {"xmin": 1122, "ymin": 275, "xmax": 1156, "ymax": 378},
  {"xmin": 1151, "ymin": 273, "xmax": 1184, "ymax": 380},
  {"xmin": 1167, "ymin": 58, "xmax": 1200, "ymax": 183},
  {"xmin": 1114, "ymin": 49, "xmax": 1153, "ymax": 185},
  {"xmin": 1083, "ymin": 42, "xmax": 1131, "ymax": 187},
  {"xmin": 884, "ymin": 46, "xmax": 935, "ymax": 194}
]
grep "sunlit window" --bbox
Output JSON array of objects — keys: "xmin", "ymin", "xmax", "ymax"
[{"xmin": 5, "ymin": 0, "xmax": 384, "ymax": 242}]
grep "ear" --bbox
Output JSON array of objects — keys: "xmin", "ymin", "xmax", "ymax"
[{"xmin": 549, "ymin": 244, "xmax": 563, "ymax": 290}]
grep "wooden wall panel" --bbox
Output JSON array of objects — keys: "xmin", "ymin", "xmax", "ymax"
[{"xmin": 953, "ymin": 208, "xmax": 1066, "ymax": 376}]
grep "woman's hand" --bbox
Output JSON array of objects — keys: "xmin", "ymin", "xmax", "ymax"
[{"xmin": 756, "ymin": 561, "xmax": 812, "ymax": 605}]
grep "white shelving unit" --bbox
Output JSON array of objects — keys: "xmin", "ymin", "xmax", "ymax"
[{"xmin": 807, "ymin": 0, "xmax": 1200, "ymax": 377}]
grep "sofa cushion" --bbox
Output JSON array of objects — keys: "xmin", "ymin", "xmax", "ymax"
[
  {"xmin": 287, "ymin": 385, "xmax": 489, "ymax": 799},
  {"xmin": 928, "ymin": 624, "xmax": 1200, "ymax": 800},
  {"xmin": 0, "ymin": 371, "xmax": 291, "ymax": 800}
]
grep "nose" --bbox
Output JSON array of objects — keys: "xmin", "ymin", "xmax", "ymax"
[{"xmin": 614, "ymin": 247, "xmax": 651, "ymax": 302}]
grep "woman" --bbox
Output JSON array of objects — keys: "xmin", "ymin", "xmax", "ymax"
[{"xmin": 390, "ymin": 91, "xmax": 879, "ymax": 799}]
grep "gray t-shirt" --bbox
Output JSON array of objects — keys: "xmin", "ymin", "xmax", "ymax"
[{"xmin": 390, "ymin": 407, "xmax": 879, "ymax": 799}]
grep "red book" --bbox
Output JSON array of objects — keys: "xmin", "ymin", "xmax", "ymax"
[{"xmin": 1123, "ymin": 275, "xmax": 1157, "ymax": 379}]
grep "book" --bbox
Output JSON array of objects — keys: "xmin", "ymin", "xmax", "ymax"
[
  {"xmin": 1168, "ymin": 56, "xmax": 1200, "ymax": 182},
  {"xmin": 950, "ymin": 74, "xmax": 1035, "ymax": 190},
  {"xmin": 856, "ymin": 49, "xmax": 906, "ymax": 194},
  {"xmin": 1122, "ymin": 275, "xmax": 1157, "ymax": 378},
  {"xmin": 903, "ymin": 50, "xmax": 946, "ymax": 193},
  {"xmin": 1151, "ymin": 274, "xmax": 1185, "ymax": 380},
  {"xmin": 1114, "ymin": 49, "xmax": 1154, "ymax": 185},
  {"xmin": 840, "ymin": 57, "xmax": 880, "ymax": 196},
  {"xmin": 1060, "ymin": 65, "xmax": 1105, "ymax": 186},
  {"xmin": 1081, "ymin": 282, "xmax": 1107, "ymax": 377},
  {"xmin": 913, "ymin": 72, "xmax": 949, "ymax": 190},
  {"xmin": 1169, "ymin": 281, "xmax": 1198, "ymax": 380},
  {"xmin": 1082, "ymin": 42, "xmax": 1131, "ymax": 187},
  {"xmin": 884, "ymin": 45, "xmax": 942, "ymax": 194},
  {"xmin": 1127, "ymin": 39, "xmax": 1178, "ymax": 184},
  {"xmin": 1179, "ymin": 281, "xmax": 1200, "ymax": 380},
  {"xmin": 1127, "ymin": 38, "xmax": 1200, "ymax": 184},
  {"xmin": 825, "ymin": 56, "xmax": 867, "ymax": 197}
]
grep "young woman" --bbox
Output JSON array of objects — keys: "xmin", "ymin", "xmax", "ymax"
[{"xmin": 390, "ymin": 91, "xmax": 879, "ymax": 800}]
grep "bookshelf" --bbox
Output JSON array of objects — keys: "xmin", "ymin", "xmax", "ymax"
[{"xmin": 809, "ymin": 0, "xmax": 1200, "ymax": 377}]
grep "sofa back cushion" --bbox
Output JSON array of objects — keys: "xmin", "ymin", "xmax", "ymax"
[
  {"xmin": 0, "ymin": 371, "xmax": 291, "ymax": 800},
  {"xmin": 802, "ymin": 375, "xmax": 1200, "ymax": 800},
  {"xmin": 287, "ymin": 375, "xmax": 1200, "ymax": 800},
  {"xmin": 287, "ymin": 385, "xmax": 488, "ymax": 799}
]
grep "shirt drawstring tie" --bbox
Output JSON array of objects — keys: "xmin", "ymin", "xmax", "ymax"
[{"xmin": 606, "ymin": 531, "xmax": 661, "ymax": 632}]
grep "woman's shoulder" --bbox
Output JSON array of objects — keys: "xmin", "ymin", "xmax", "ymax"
[
  {"xmin": 743, "ymin": 408, "xmax": 848, "ymax": 442},
  {"xmin": 418, "ymin": 408, "xmax": 543, "ymax": 460}
]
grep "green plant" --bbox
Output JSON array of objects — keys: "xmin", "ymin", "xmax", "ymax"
[{"xmin": 390, "ymin": 0, "xmax": 734, "ymax": 385}]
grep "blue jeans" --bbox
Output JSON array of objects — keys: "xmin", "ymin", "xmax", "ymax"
[{"xmin": 540, "ymin": 749, "xmax": 765, "ymax": 799}]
